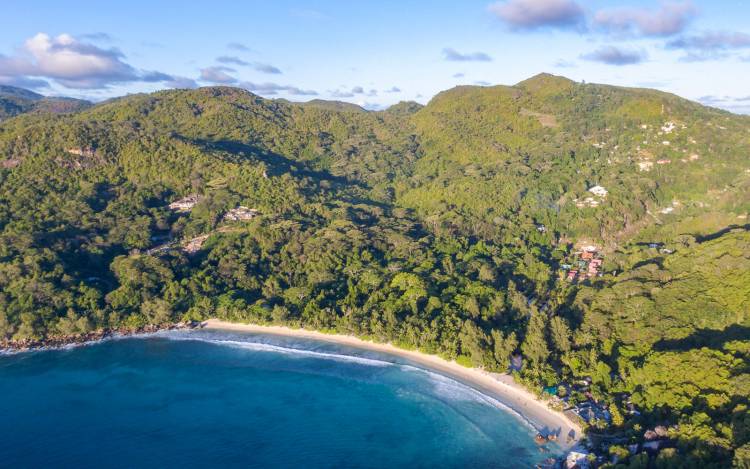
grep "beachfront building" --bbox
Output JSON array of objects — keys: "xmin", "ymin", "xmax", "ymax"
[
  {"xmin": 566, "ymin": 450, "xmax": 590, "ymax": 468},
  {"xmin": 510, "ymin": 354, "xmax": 523, "ymax": 372}
]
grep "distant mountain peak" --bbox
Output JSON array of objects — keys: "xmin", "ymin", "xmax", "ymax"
[
  {"xmin": 515, "ymin": 73, "xmax": 575, "ymax": 94},
  {"xmin": 298, "ymin": 99, "xmax": 366, "ymax": 113},
  {"xmin": 384, "ymin": 101, "xmax": 423, "ymax": 115},
  {"xmin": 0, "ymin": 85, "xmax": 45, "ymax": 101},
  {"xmin": 0, "ymin": 85, "xmax": 90, "ymax": 120}
]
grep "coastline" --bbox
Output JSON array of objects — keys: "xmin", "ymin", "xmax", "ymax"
[
  {"xmin": 202, "ymin": 319, "xmax": 583, "ymax": 449},
  {"xmin": 0, "ymin": 321, "xmax": 200, "ymax": 354}
]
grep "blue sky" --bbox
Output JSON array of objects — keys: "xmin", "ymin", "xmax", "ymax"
[{"xmin": 1, "ymin": 0, "xmax": 749, "ymax": 112}]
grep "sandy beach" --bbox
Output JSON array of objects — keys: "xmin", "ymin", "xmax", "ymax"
[{"xmin": 203, "ymin": 319, "xmax": 582, "ymax": 448}]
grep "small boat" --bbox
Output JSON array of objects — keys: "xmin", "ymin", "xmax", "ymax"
[
  {"xmin": 547, "ymin": 433, "xmax": 558, "ymax": 442},
  {"xmin": 535, "ymin": 433, "xmax": 547, "ymax": 444}
]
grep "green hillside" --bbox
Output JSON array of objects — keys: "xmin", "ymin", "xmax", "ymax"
[
  {"xmin": 0, "ymin": 75, "xmax": 747, "ymax": 466},
  {"xmin": 403, "ymin": 74, "xmax": 749, "ymax": 246},
  {"xmin": 0, "ymin": 85, "xmax": 90, "ymax": 121}
]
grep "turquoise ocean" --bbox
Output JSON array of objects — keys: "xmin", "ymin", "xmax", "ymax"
[{"xmin": 0, "ymin": 329, "xmax": 563, "ymax": 468}]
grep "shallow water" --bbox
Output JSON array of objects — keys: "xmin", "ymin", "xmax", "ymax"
[{"xmin": 0, "ymin": 329, "xmax": 562, "ymax": 468}]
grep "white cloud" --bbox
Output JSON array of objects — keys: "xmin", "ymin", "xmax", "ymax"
[
  {"xmin": 0, "ymin": 33, "xmax": 179, "ymax": 89},
  {"xmin": 217, "ymin": 56, "xmax": 250, "ymax": 66},
  {"xmin": 581, "ymin": 46, "xmax": 648, "ymax": 65},
  {"xmin": 331, "ymin": 89, "xmax": 355, "ymax": 98},
  {"xmin": 594, "ymin": 1, "xmax": 695, "ymax": 37},
  {"xmin": 227, "ymin": 42, "xmax": 252, "ymax": 52},
  {"xmin": 489, "ymin": 0, "xmax": 585, "ymax": 31},
  {"xmin": 667, "ymin": 31, "xmax": 750, "ymax": 61},
  {"xmin": 200, "ymin": 66, "xmax": 237, "ymax": 84},
  {"xmin": 164, "ymin": 76, "xmax": 198, "ymax": 89},
  {"xmin": 216, "ymin": 56, "xmax": 282, "ymax": 74},
  {"xmin": 698, "ymin": 94, "xmax": 750, "ymax": 114},
  {"xmin": 554, "ymin": 59, "xmax": 577, "ymax": 68},
  {"xmin": 330, "ymin": 86, "xmax": 374, "ymax": 98},
  {"xmin": 253, "ymin": 63, "xmax": 282, "ymax": 74},
  {"xmin": 240, "ymin": 81, "xmax": 317, "ymax": 96},
  {"xmin": 442, "ymin": 48, "xmax": 492, "ymax": 62},
  {"xmin": 0, "ymin": 75, "xmax": 50, "ymax": 89}
]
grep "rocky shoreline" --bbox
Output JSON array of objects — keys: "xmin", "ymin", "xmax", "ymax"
[{"xmin": 0, "ymin": 320, "xmax": 203, "ymax": 353}]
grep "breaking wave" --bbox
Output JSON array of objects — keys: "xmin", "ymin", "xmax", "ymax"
[
  {"xmin": 160, "ymin": 330, "xmax": 539, "ymax": 431},
  {"xmin": 161, "ymin": 332, "xmax": 394, "ymax": 368}
]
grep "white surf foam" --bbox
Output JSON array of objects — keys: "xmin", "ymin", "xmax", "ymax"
[
  {"xmin": 162, "ymin": 333, "xmax": 394, "ymax": 368},
  {"xmin": 398, "ymin": 363, "xmax": 539, "ymax": 431},
  {"xmin": 162, "ymin": 330, "xmax": 540, "ymax": 431}
]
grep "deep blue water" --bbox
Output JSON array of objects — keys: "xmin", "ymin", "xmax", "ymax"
[{"xmin": 0, "ymin": 329, "xmax": 561, "ymax": 468}]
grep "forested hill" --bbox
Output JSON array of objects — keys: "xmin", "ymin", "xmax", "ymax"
[
  {"xmin": 0, "ymin": 85, "xmax": 91, "ymax": 121},
  {"xmin": 0, "ymin": 74, "xmax": 748, "ymax": 466}
]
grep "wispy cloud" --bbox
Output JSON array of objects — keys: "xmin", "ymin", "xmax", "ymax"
[
  {"xmin": 331, "ymin": 89, "xmax": 354, "ymax": 98},
  {"xmin": 553, "ymin": 59, "xmax": 576, "ymax": 68},
  {"xmin": 0, "ymin": 33, "xmax": 179, "ymax": 89},
  {"xmin": 253, "ymin": 63, "xmax": 282, "ymax": 74},
  {"xmin": 199, "ymin": 66, "xmax": 237, "ymax": 84},
  {"xmin": 489, "ymin": 0, "xmax": 585, "ymax": 31},
  {"xmin": 581, "ymin": 46, "xmax": 648, "ymax": 65},
  {"xmin": 385, "ymin": 86, "xmax": 401, "ymax": 93},
  {"xmin": 594, "ymin": 1, "xmax": 695, "ymax": 37},
  {"xmin": 452, "ymin": 72, "xmax": 465, "ymax": 78},
  {"xmin": 164, "ymin": 76, "xmax": 198, "ymax": 89},
  {"xmin": 241, "ymin": 81, "xmax": 317, "ymax": 96},
  {"xmin": 79, "ymin": 32, "xmax": 114, "ymax": 42},
  {"xmin": 227, "ymin": 42, "xmax": 252, "ymax": 52},
  {"xmin": 697, "ymin": 95, "xmax": 749, "ymax": 105},
  {"xmin": 216, "ymin": 56, "xmax": 281, "ymax": 74},
  {"xmin": 360, "ymin": 102, "xmax": 384, "ymax": 111},
  {"xmin": 442, "ymin": 48, "xmax": 492, "ymax": 62},
  {"xmin": 217, "ymin": 56, "xmax": 250, "ymax": 66},
  {"xmin": 698, "ymin": 94, "xmax": 750, "ymax": 114},
  {"xmin": 0, "ymin": 75, "xmax": 50, "ymax": 89},
  {"xmin": 330, "ymin": 86, "xmax": 376, "ymax": 98},
  {"xmin": 667, "ymin": 31, "xmax": 750, "ymax": 61}
]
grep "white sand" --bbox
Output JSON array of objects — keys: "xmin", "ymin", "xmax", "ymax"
[{"xmin": 203, "ymin": 319, "xmax": 582, "ymax": 448}]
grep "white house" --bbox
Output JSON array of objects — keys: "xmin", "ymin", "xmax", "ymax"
[
  {"xmin": 588, "ymin": 185, "xmax": 608, "ymax": 197},
  {"xmin": 638, "ymin": 161, "xmax": 654, "ymax": 172},
  {"xmin": 223, "ymin": 206, "xmax": 260, "ymax": 221},
  {"xmin": 168, "ymin": 194, "xmax": 201, "ymax": 213},
  {"xmin": 661, "ymin": 121, "xmax": 676, "ymax": 133}
]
